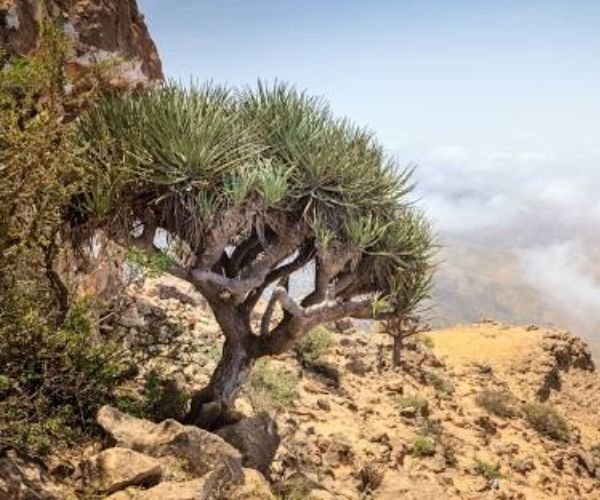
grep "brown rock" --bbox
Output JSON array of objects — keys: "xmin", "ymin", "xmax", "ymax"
[
  {"xmin": 399, "ymin": 406, "xmax": 418, "ymax": 418},
  {"xmin": 573, "ymin": 450, "xmax": 599, "ymax": 478},
  {"xmin": 346, "ymin": 356, "xmax": 371, "ymax": 376},
  {"xmin": 232, "ymin": 468, "xmax": 275, "ymax": 499},
  {"xmin": 316, "ymin": 398, "xmax": 331, "ymax": 411},
  {"xmin": 0, "ymin": 0, "xmax": 163, "ymax": 81},
  {"xmin": 511, "ymin": 458, "xmax": 535, "ymax": 474},
  {"xmin": 324, "ymin": 437, "xmax": 354, "ymax": 467},
  {"xmin": 97, "ymin": 406, "xmax": 242, "ymax": 479},
  {"xmin": 216, "ymin": 414, "xmax": 280, "ymax": 475},
  {"xmin": 75, "ymin": 447, "xmax": 161, "ymax": 494},
  {"xmin": 474, "ymin": 415, "xmax": 497, "ymax": 435},
  {"xmin": 106, "ymin": 478, "xmax": 209, "ymax": 500}
]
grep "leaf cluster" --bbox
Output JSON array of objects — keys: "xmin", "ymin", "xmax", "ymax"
[{"xmin": 78, "ymin": 81, "xmax": 435, "ymax": 318}]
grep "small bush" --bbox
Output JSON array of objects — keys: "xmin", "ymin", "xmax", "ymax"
[
  {"xmin": 399, "ymin": 394, "xmax": 429, "ymax": 417},
  {"xmin": 357, "ymin": 461, "xmax": 385, "ymax": 493},
  {"xmin": 203, "ymin": 344, "xmax": 223, "ymax": 363},
  {"xmin": 414, "ymin": 334, "xmax": 434, "ymax": 348},
  {"xmin": 0, "ymin": 299, "xmax": 133, "ymax": 454},
  {"xmin": 419, "ymin": 418, "xmax": 443, "ymax": 437},
  {"xmin": 141, "ymin": 369, "xmax": 190, "ymax": 422},
  {"xmin": 279, "ymin": 477, "xmax": 319, "ymax": 500},
  {"xmin": 411, "ymin": 435, "xmax": 435, "ymax": 457},
  {"xmin": 426, "ymin": 371, "xmax": 454, "ymax": 396},
  {"xmin": 522, "ymin": 402, "xmax": 569, "ymax": 441},
  {"xmin": 476, "ymin": 390, "xmax": 518, "ymax": 418},
  {"xmin": 474, "ymin": 458, "xmax": 502, "ymax": 479},
  {"xmin": 246, "ymin": 360, "xmax": 298, "ymax": 411},
  {"xmin": 297, "ymin": 326, "xmax": 335, "ymax": 365}
]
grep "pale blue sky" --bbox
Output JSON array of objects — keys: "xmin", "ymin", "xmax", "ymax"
[
  {"xmin": 139, "ymin": 0, "xmax": 600, "ymax": 151},
  {"xmin": 138, "ymin": 0, "xmax": 600, "ymax": 237},
  {"xmin": 138, "ymin": 0, "xmax": 600, "ymax": 330}
]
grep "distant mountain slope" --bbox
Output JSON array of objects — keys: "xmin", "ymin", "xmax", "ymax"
[{"xmin": 431, "ymin": 237, "xmax": 600, "ymax": 357}]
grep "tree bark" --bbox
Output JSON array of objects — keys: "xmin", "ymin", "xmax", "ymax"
[
  {"xmin": 392, "ymin": 334, "xmax": 403, "ymax": 366},
  {"xmin": 184, "ymin": 332, "xmax": 256, "ymax": 430}
]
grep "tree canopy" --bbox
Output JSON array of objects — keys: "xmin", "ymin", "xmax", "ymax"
[{"xmin": 76, "ymin": 82, "xmax": 435, "ymax": 426}]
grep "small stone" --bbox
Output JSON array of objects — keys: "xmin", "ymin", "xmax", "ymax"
[
  {"xmin": 552, "ymin": 453, "xmax": 564, "ymax": 470},
  {"xmin": 317, "ymin": 399, "xmax": 331, "ymax": 411},
  {"xmin": 384, "ymin": 382, "xmax": 404, "ymax": 394},
  {"xmin": 511, "ymin": 458, "xmax": 535, "ymax": 474},
  {"xmin": 393, "ymin": 442, "xmax": 409, "ymax": 465},
  {"xmin": 399, "ymin": 406, "xmax": 417, "ymax": 418},
  {"xmin": 474, "ymin": 415, "xmax": 497, "ymax": 435}
]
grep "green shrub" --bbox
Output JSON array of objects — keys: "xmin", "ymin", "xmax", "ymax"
[
  {"xmin": 0, "ymin": 299, "xmax": 132, "ymax": 454},
  {"xmin": 476, "ymin": 390, "xmax": 518, "ymax": 418},
  {"xmin": 0, "ymin": 23, "xmax": 135, "ymax": 454},
  {"xmin": 141, "ymin": 368, "xmax": 190, "ymax": 422},
  {"xmin": 297, "ymin": 326, "xmax": 335, "ymax": 365},
  {"xmin": 279, "ymin": 477, "xmax": 320, "ymax": 500},
  {"xmin": 203, "ymin": 344, "xmax": 223, "ymax": 363},
  {"xmin": 245, "ymin": 360, "xmax": 298, "ymax": 411},
  {"xmin": 399, "ymin": 394, "xmax": 429, "ymax": 417},
  {"xmin": 474, "ymin": 458, "xmax": 502, "ymax": 479},
  {"xmin": 425, "ymin": 371, "xmax": 454, "ymax": 396},
  {"xmin": 411, "ymin": 435, "xmax": 435, "ymax": 457},
  {"xmin": 418, "ymin": 418, "xmax": 443, "ymax": 437},
  {"xmin": 126, "ymin": 247, "xmax": 173, "ymax": 279},
  {"xmin": 522, "ymin": 402, "xmax": 570, "ymax": 441},
  {"xmin": 414, "ymin": 333, "xmax": 434, "ymax": 348}
]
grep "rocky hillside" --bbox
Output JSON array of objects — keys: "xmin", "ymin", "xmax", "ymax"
[
  {"xmin": 0, "ymin": 0, "xmax": 162, "ymax": 84},
  {"xmin": 8, "ymin": 275, "xmax": 600, "ymax": 499},
  {"xmin": 432, "ymin": 236, "xmax": 600, "ymax": 359}
]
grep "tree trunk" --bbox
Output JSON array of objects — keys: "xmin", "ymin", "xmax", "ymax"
[
  {"xmin": 392, "ymin": 333, "xmax": 403, "ymax": 366},
  {"xmin": 184, "ymin": 336, "xmax": 256, "ymax": 430}
]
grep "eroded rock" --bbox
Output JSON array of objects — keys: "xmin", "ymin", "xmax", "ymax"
[
  {"xmin": 97, "ymin": 406, "xmax": 242, "ymax": 479},
  {"xmin": 75, "ymin": 447, "xmax": 161, "ymax": 494},
  {"xmin": 0, "ymin": 0, "xmax": 163, "ymax": 82},
  {"xmin": 216, "ymin": 414, "xmax": 280, "ymax": 475},
  {"xmin": 105, "ymin": 477, "xmax": 209, "ymax": 500}
]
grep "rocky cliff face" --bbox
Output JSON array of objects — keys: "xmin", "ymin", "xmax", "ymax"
[{"xmin": 0, "ymin": 0, "xmax": 162, "ymax": 83}]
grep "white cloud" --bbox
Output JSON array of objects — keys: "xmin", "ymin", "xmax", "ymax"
[{"xmin": 519, "ymin": 242, "xmax": 600, "ymax": 317}]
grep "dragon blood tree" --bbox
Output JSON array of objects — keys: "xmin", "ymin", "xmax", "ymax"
[{"xmin": 76, "ymin": 82, "xmax": 435, "ymax": 428}]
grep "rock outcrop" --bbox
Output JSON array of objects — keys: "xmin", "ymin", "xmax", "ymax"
[
  {"xmin": 97, "ymin": 406, "xmax": 243, "ymax": 479},
  {"xmin": 216, "ymin": 413, "xmax": 281, "ymax": 475},
  {"xmin": 60, "ymin": 406, "xmax": 275, "ymax": 498},
  {"xmin": 0, "ymin": 0, "xmax": 163, "ymax": 84},
  {"xmin": 75, "ymin": 447, "xmax": 162, "ymax": 494}
]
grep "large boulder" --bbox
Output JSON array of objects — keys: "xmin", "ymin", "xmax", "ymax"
[
  {"xmin": 74, "ymin": 447, "xmax": 162, "ymax": 494},
  {"xmin": 105, "ymin": 477, "xmax": 210, "ymax": 500},
  {"xmin": 105, "ymin": 468, "xmax": 274, "ymax": 500},
  {"xmin": 0, "ymin": 446, "xmax": 66, "ymax": 500},
  {"xmin": 97, "ymin": 406, "xmax": 243, "ymax": 480},
  {"xmin": 216, "ymin": 413, "xmax": 280, "ymax": 475}
]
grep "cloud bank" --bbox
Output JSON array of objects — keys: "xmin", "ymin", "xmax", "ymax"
[{"xmin": 409, "ymin": 143, "xmax": 600, "ymax": 340}]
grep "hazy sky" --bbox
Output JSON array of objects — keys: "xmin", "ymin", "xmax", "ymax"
[
  {"xmin": 139, "ymin": 0, "xmax": 600, "ymax": 331},
  {"xmin": 139, "ymin": 0, "xmax": 600, "ymax": 231}
]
